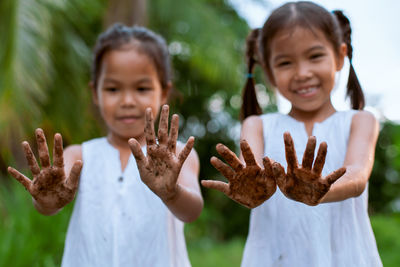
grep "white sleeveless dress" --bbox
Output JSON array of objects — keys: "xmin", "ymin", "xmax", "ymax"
[
  {"xmin": 241, "ymin": 111, "xmax": 382, "ymax": 267},
  {"xmin": 62, "ymin": 138, "xmax": 191, "ymax": 267}
]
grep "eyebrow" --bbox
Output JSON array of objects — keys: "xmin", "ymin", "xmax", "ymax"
[
  {"xmin": 103, "ymin": 78, "xmax": 120, "ymax": 83},
  {"xmin": 272, "ymin": 45, "xmax": 327, "ymax": 62},
  {"xmin": 103, "ymin": 77, "xmax": 152, "ymax": 84}
]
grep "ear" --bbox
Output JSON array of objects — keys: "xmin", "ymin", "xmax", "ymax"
[
  {"xmin": 336, "ymin": 43, "xmax": 347, "ymax": 71},
  {"xmin": 161, "ymin": 81, "xmax": 172, "ymax": 105},
  {"xmin": 89, "ymin": 81, "xmax": 99, "ymax": 106}
]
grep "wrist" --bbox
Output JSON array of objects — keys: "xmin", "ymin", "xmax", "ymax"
[
  {"xmin": 161, "ymin": 184, "xmax": 182, "ymax": 205},
  {"xmin": 33, "ymin": 198, "xmax": 61, "ymax": 216}
]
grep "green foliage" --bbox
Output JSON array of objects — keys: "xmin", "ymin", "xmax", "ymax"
[
  {"xmin": 0, "ymin": 0, "xmax": 106, "ymax": 172},
  {"xmin": 187, "ymin": 238, "xmax": 245, "ymax": 267},
  {"xmin": 370, "ymin": 213, "xmax": 400, "ymax": 267},
  {"xmin": 369, "ymin": 120, "xmax": 400, "ymax": 213},
  {"xmin": 0, "ymin": 178, "xmax": 73, "ymax": 267}
]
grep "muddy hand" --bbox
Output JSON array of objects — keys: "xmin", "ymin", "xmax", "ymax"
[
  {"xmin": 8, "ymin": 128, "xmax": 82, "ymax": 210},
  {"xmin": 129, "ymin": 105, "xmax": 194, "ymax": 202},
  {"xmin": 272, "ymin": 132, "xmax": 346, "ymax": 206},
  {"xmin": 202, "ymin": 140, "xmax": 276, "ymax": 209}
]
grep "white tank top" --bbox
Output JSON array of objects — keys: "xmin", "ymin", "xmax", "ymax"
[
  {"xmin": 62, "ymin": 138, "xmax": 191, "ymax": 267},
  {"xmin": 241, "ymin": 111, "xmax": 382, "ymax": 267}
]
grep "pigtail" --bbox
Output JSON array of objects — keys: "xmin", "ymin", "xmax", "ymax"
[
  {"xmin": 240, "ymin": 28, "xmax": 262, "ymax": 121},
  {"xmin": 333, "ymin": 10, "xmax": 365, "ymax": 110}
]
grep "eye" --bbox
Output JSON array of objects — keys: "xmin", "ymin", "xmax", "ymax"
[
  {"xmin": 105, "ymin": 87, "xmax": 118, "ymax": 92},
  {"xmin": 277, "ymin": 61, "xmax": 291, "ymax": 67},
  {"xmin": 310, "ymin": 53, "xmax": 325, "ymax": 60},
  {"xmin": 137, "ymin": 87, "xmax": 152, "ymax": 92}
]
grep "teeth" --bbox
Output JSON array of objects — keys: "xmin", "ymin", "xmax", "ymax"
[{"xmin": 297, "ymin": 87, "xmax": 316, "ymax": 94}]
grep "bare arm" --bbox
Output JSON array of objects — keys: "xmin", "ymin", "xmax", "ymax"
[
  {"xmin": 162, "ymin": 142, "xmax": 203, "ymax": 222},
  {"xmin": 321, "ymin": 111, "xmax": 379, "ymax": 202},
  {"xmin": 240, "ymin": 116, "xmax": 265, "ymax": 165}
]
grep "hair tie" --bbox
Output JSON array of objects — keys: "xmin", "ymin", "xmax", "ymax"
[{"xmin": 246, "ymin": 73, "xmax": 254, "ymax": 78}]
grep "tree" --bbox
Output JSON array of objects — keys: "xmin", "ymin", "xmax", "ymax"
[{"xmin": 104, "ymin": 0, "xmax": 147, "ymax": 27}]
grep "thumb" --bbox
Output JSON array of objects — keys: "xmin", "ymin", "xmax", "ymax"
[{"xmin": 272, "ymin": 162, "xmax": 286, "ymax": 188}]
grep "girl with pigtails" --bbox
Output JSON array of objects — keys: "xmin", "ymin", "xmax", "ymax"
[
  {"xmin": 203, "ymin": 1, "xmax": 382, "ymax": 266},
  {"xmin": 8, "ymin": 24, "xmax": 203, "ymax": 266}
]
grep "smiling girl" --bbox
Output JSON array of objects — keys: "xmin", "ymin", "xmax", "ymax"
[
  {"xmin": 8, "ymin": 24, "xmax": 203, "ymax": 266},
  {"xmin": 202, "ymin": 1, "xmax": 382, "ymax": 266}
]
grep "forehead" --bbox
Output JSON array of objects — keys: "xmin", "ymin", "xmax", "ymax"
[
  {"xmin": 269, "ymin": 26, "xmax": 333, "ymax": 55},
  {"xmin": 100, "ymin": 46, "xmax": 158, "ymax": 77}
]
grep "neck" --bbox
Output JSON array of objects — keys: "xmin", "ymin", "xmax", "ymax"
[
  {"xmin": 107, "ymin": 132, "xmax": 146, "ymax": 152},
  {"xmin": 288, "ymin": 101, "xmax": 336, "ymax": 124},
  {"xmin": 288, "ymin": 100, "xmax": 336, "ymax": 136}
]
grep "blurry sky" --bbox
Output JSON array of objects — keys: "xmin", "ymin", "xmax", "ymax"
[{"xmin": 230, "ymin": 0, "xmax": 400, "ymax": 121}]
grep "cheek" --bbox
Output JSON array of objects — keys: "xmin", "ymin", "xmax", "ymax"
[
  {"xmin": 99, "ymin": 94, "xmax": 118, "ymax": 114},
  {"xmin": 273, "ymin": 71, "xmax": 290, "ymax": 90},
  {"xmin": 321, "ymin": 64, "xmax": 337, "ymax": 87}
]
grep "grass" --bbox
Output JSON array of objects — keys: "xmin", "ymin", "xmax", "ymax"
[
  {"xmin": 370, "ymin": 213, "xmax": 400, "ymax": 267},
  {"xmin": 188, "ymin": 238, "xmax": 244, "ymax": 267},
  {"xmin": 1, "ymin": 180, "xmax": 400, "ymax": 266}
]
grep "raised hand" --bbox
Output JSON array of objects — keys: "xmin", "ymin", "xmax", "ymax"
[
  {"xmin": 7, "ymin": 129, "xmax": 82, "ymax": 212},
  {"xmin": 272, "ymin": 132, "xmax": 346, "ymax": 206},
  {"xmin": 129, "ymin": 105, "xmax": 194, "ymax": 202},
  {"xmin": 201, "ymin": 140, "xmax": 276, "ymax": 209}
]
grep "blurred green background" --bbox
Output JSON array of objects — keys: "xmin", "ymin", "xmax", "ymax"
[{"xmin": 1, "ymin": 0, "xmax": 399, "ymax": 266}]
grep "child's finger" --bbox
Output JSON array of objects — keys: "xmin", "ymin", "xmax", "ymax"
[
  {"xmin": 157, "ymin": 105, "xmax": 169, "ymax": 145},
  {"xmin": 168, "ymin": 114, "xmax": 179, "ymax": 154},
  {"xmin": 210, "ymin": 156, "xmax": 235, "ymax": 181},
  {"xmin": 240, "ymin": 140, "xmax": 257, "ymax": 167},
  {"xmin": 22, "ymin": 141, "xmax": 40, "ymax": 176},
  {"xmin": 325, "ymin": 167, "xmax": 346, "ymax": 185},
  {"xmin": 178, "ymin": 136, "xmax": 194, "ymax": 166},
  {"xmin": 66, "ymin": 160, "xmax": 82, "ymax": 191},
  {"xmin": 201, "ymin": 180, "xmax": 230, "ymax": 195},
  {"xmin": 145, "ymin": 108, "xmax": 156, "ymax": 146},
  {"xmin": 7, "ymin": 167, "xmax": 32, "ymax": 193},
  {"xmin": 53, "ymin": 133, "xmax": 64, "ymax": 169},
  {"xmin": 216, "ymin": 144, "xmax": 243, "ymax": 172},
  {"xmin": 313, "ymin": 142, "xmax": 327, "ymax": 175},
  {"xmin": 262, "ymin": 157, "xmax": 273, "ymax": 178},
  {"xmin": 272, "ymin": 162, "xmax": 286, "ymax": 188},
  {"xmin": 302, "ymin": 136, "xmax": 316, "ymax": 170},
  {"xmin": 283, "ymin": 132, "xmax": 298, "ymax": 173},
  {"xmin": 35, "ymin": 128, "xmax": 51, "ymax": 168},
  {"xmin": 129, "ymin": 138, "xmax": 147, "ymax": 166}
]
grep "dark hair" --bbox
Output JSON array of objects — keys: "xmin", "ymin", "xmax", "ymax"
[
  {"xmin": 240, "ymin": 1, "xmax": 364, "ymax": 120},
  {"xmin": 91, "ymin": 23, "xmax": 172, "ymax": 90}
]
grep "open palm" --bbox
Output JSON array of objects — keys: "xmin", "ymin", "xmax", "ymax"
[
  {"xmin": 272, "ymin": 132, "xmax": 346, "ymax": 206},
  {"xmin": 129, "ymin": 105, "xmax": 194, "ymax": 202},
  {"xmin": 7, "ymin": 129, "xmax": 82, "ymax": 211},
  {"xmin": 202, "ymin": 140, "xmax": 276, "ymax": 209}
]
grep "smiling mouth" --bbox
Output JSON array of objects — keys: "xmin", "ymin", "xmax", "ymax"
[
  {"xmin": 293, "ymin": 86, "xmax": 319, "ymax": 96},
  {"xmin": 117, "ymin": 116, "xmax": 141, "ymax": 123}
]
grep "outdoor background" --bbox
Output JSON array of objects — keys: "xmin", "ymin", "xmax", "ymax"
[{"xmin": 1, "ymin": 0, "xmax": 399, "ymax": 266}]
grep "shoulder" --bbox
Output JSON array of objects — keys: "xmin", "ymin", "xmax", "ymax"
[
  {"xmin": 242, "ymin": 115, "xmax": 263, "ymax": 136},
  {"xmin": 243, "ymin": 115, "xmax": 263, "ymax": 128},
  {"xmin": 351, "ymin": 110, "xmax": 379, "ymax": 132},
  {"xmin": 64, "ymin": 144, "xmax": 82, "ymax": 162},
  {"xmin": 348, "ymin": 110, "xmax": 379, "ymax": 143}
]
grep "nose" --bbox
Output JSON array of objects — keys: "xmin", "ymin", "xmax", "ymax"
[
  {"xmin": 121, "ymin": 90, "xmax": 136, "ymax": 108},
  {"xmin": 294, "ymin": 62, "xmax": 312, "ymax": 81}
]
